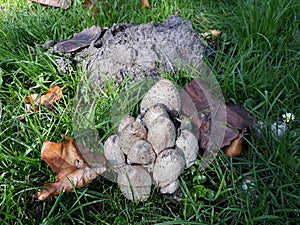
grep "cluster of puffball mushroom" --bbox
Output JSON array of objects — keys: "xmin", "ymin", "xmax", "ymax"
[{"xmin": 103, "ymin": 79, "xmax": 199, "ymax": 202}]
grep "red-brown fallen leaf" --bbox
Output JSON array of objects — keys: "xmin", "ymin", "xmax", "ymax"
[
  {"xmin": 223, "ymin": 132, "xmax": 244, "ymax": 157},
  {"xmin": 30, "ymin": 0, "xmax": 72, "ymax": 9},
  {"xmin": 53, "ymin": 26, "xmax": 103, "ymax": 53},
  {"xmin": 180, "ymin": 79, "xmax": 228, "ymax": 149},
  {"xmin": 141, "ymin": 0, "xmax": 151, "ymax": 8},
  {"xmin": 82, "ymin": 0, "xmax": 94, "ymax": 8},
  {"xmin": 34, "ymin": 138, "xmax": 106, "ymax": 201},
  {"xmin": 82, "ymin": 0, "xmax": 99, "ymax": 17},
  {"xmin": 25, "ymin": 85, "xmax": 65, "ymax": 112},
  {"xmin": 181, "ymin": 79, "xmax": 255, "ymax": 150}
]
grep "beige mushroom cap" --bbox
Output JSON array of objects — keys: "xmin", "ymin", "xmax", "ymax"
[
  {"xmin": 142, "ymin": 103, "xmax": 169, "ymax": 128},
  {"xmin": 118, "ymin": 114, "xmax": 135, "ymax": 134},
  {"xmin": 140, "ymin": 79, "xmax": 181, "ymax": 115},
  {"xmin": 118, "ymin": 121, "xmax": 147, "ymax": 154},
  {"xmin": 147, "ymin": 116, "xmax": 176, "ymax": 155},
  {"xmin": 103, "ymin": 134, "xmax": 125, "ymax": 169},
  {"xmin": 117, "ymin": 165, "xmax": 152, "ymax": 202},
  {"xmin": 160, "ymin": 179, "xmax": 180, "ymax": 194},
  {"xmin": 127, "ymin": 140, "xmax": 155, "ymax": 165},
  {"xmin": 106, "ymin": 79, "xmax": 203, "ymax": 202},
  {"xmin": 176, "ymin": 129, "xmax": 199, "ymax": 168},
  {"xmin": 153, "ymin": 148, "xmax": 185, "ymax": 188}
]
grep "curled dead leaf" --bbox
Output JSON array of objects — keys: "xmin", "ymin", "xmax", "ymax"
[
  {"xmin": 25, "ymin": 94, "xmax": 39, "ymax": 112},
  {"xmin": 83, "ymin": 0, "xmax": 94, "ymax": 9},
  {"xmin": 201, "ymin": 29, "xmax": 222, "ymax": 44},
  {"xmin": 25, "ymin": 85, "xmax": 65, "ymax": 112},
  {"xmin": 181, "ymin": 79, "xmax": 255, "ymax": 150},
  {"xmin": 141, "ymin": 0, "xmax": 151, "ymax": 9},
  {"xmin": 53, "ymin": 26, "xmax": 102, "ymax": 53},
  {"xmin": 82, "ymin": 0, "xmax": 99, "ymax": 17},
  {"xmin": 34, "ymin": 138, "xmax": 106, "ymax": 201},
  {"xmin": 223, "ymin": 132, "xmax": 244, "ymax": 157},
  {"xmin": 201, "ymin": 29, "xmax": 222, "ymax": 38}
]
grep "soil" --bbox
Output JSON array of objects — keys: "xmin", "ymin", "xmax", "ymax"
[{"xmin": 68, "ymin": 16, "xmax": 207, "ymax": 86}]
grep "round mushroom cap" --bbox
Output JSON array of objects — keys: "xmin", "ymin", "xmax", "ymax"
[
  {"xmin": 103, "ymin": 134, "xmax": 125, "ymax": 169},
  {"xmin": 118, "ymin": 121, "xmax": 147, "ymax": 154},
  {"xmin": 127, "ymin": 140, "xmax": 155, "ymax": 165},
  {"xmin": 153, "ymin": 148, "xmax": 185, "ymax": 188},
  {"xmin": 147, "ymin": 116, "xmax": 176, "ymax": 155},
  {"xmin": 160, "ymin": 179, "xmax": 180, "ymax": 194},
  {"xmin": 140, "ymin": 79, "xmax": 181, "ymax": 116},
  {"xmin": 117, "ymin": 165, "xmax": 152, "ymax": 202},
  {"xmin": 142, "ymin": 103, "xmax": 169, "ymax": 128},
  {"xmin": 118, "ymin": 114, "xmax": 135, "ymax": 134},
  {"xmin": 176, "ymin": 129, "xmax": 199, "ymax": 168}
]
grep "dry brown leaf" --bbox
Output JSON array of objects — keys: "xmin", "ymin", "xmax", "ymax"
[
  {"xmin": 53, "ymin": 26, "xmax": 102, "ymax": 53},
  {"xmin": 141, "ymin": 0, "xmax": 151, "ymax": 8},
  {"xmin": 25, "ymin": 94, "xmax": 39, "ymax": 112},
  {"xmin": 181, "ymin": 79, "xmax": 255, "ymax": 149},
  {"xmin": 223, "ymin": 133, "xmax": 244, "ymax": 157},
  {"xmin": 25, "ymin": 85, "xmax": 65, "ymax": 112},
  {"xmin": 82, "ymin": 0, "xmax": 99, "ymax": 17},
  {"xmin": 201, "ymin": 29, "xmax": 222, "ymax": 38},
  {"xmin": 34, "ymin": 138, "xmax": 106, "ymax": 200},
  {"xmin": 181, "ymin": 79, "xmax": 228, "ymax": 149},
  {"xmin": 30, "ymin": 0, "xmax": 72, "ymax": 9},
  {"xmin": 201, "ymin": 29, "xmax": 222, "ymax": 44},
  {"xmin": 82, "ymin": 0, "xmax": 94, "ymax": 8}
]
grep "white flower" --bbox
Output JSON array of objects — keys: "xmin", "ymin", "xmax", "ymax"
[
  {"xmin": 282, "ymin": 113, "xmax": 295, "ymax": 122},
  {"xmin": 271, "ymin": 121, "xmax": 287, "ymax": 137},
  {"xmin": 242, "ymin": 179, "xmax": 253, "ymax": 191},
  {"xmin": 241, "ymin": 178, "xmax": 258, "ymax": 198}
]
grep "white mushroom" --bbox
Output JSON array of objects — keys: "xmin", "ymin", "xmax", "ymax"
[
  {"xmin": 147, "ymin": 116, "xmax": 176, "ymax": 155},
  {"xmin": 117, "ymin": 114, "xmax": 135, "ymax": 134},
  {"xmin": 117, "ymin": 165, "xmax": 152, "ymax": 202},
  {"xmin": 160, "ymin": 179, "xmax": 180, "ymax": 194},
  {"xmin": 103, "ymin": 134, "xmax": 125, "ymax": 169},
  {"xmin": 118, "ymin": 121, "xmax": 147, "ymax": 154},
  {"xmin": 142, "ymin": 103, "xmax": 169, "ymax": 128},
  {"xmin": 153, "ymin": 148, "xmax": 185, "ymax": 190},
  {"xmin": 176, "ymin": 129, "xmax": 199, "ymax": 168},
  {"xmin": 103, "ymin": 79, "xmax": 204, "ymax": 202},
  {"xmin": 127, "ymin": 140, "xmax": 155, "ymax": 165},
  {"xmin": 140, "ymin": 79, "xmax": 181, "ymax": 116}
]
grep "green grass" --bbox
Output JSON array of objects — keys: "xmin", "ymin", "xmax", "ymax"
[{"xmin": 0, "ymin": 0, "xmax": 299, "ymax": 224}]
